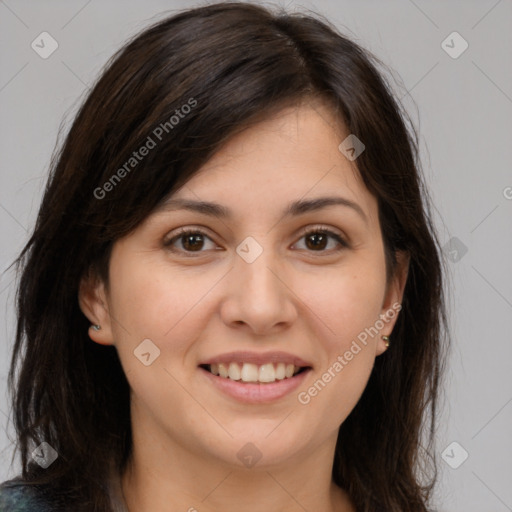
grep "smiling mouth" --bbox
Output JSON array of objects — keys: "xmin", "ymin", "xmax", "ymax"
[{"xmin": 199, "ymin": 362, "xmax": 310, "ymax": 384}]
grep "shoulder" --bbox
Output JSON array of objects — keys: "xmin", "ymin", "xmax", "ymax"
[{"xmin": 0, "ymin": 478, "xmax": 55, "ymax": 512}]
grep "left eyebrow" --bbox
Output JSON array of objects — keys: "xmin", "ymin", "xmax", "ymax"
[
  {"xmin": 283, "ymin": 196, "xmax": 367, "ymax": 223},
  {"xmin": 158, "ymin": 196, "xmax": 367, "ymax": 223}
]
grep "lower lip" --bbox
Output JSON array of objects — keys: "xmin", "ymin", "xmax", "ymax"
[{"xmin": 199, "ymin": 367, "xmax": 311, "ymax": 404}]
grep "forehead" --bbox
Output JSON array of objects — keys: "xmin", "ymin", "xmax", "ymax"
[{"xmin": 159, "ymin": 101, "xmax": 378, "ymax": 226}]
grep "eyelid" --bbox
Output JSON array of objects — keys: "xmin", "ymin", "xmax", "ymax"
[
  {"xmin": 293, "ymin": 224, "xmax": 349, "ymax": 250},
  {"xmin": 163, "ymin": 226, "xmax": 219, "ymax": 250},
  {"xmin": 295, "ymin": 224, "xmax": 347, "ymax": 241}
]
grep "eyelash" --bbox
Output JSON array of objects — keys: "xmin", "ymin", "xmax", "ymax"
[{"xmin": 163, "ymin": 226, "xmax": 349, "ymax": 256}]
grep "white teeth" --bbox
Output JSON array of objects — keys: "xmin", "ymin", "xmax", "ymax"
[
  {"xmin": 228, "ymin": 362, "xmax": 241, "ymax": 381},
  {"xmin": 258, "ymin": 363, "xmax": 276, "ymax": 383},
  {"xmin": 206, "ymin": 362, "xmax": 304, "ymax": 383},
  {"xmin": 275, "ymin": 362, "xmax": 286, "ymax": 380},
  {"xmin": 241, "ymin": 363, "xmax": 259, "ymax": 382},
  {"xmin": 218, "ymin": 363, "xmax": 228, "ymax": 378}
]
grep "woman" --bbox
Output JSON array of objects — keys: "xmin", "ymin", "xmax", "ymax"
[{"xmin": 0, "ymin": 2, "xmax": 448, "ymax": 511}]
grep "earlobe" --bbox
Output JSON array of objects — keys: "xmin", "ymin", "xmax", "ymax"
[{"xmin": 78, "ymin": 272, "xmax": 114, "ymax": 346}]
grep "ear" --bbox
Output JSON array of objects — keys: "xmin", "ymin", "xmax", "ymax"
[
  {"xmin": 376, "ymin": 250, "xmax": 410, "ymax": 355},
  {"xmin": 78, "ymin": 270, "xmax": 114, "ymax": 346}
]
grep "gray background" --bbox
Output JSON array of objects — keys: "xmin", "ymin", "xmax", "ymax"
[{"xmin": 0, "ymin": 1, "xmax": 511, "ymax": 510}]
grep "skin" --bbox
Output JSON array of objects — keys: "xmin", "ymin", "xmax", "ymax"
[{"xmin": 80, "ymin": 98, "xmax": 408, "ymax": 512}]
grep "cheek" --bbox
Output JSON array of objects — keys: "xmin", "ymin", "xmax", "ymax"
[
  {"xmin": 108, "ymin": 255, "xmax": 209, "ymax": 335},
  {"xmin": 107, "ymin": 255, "xmax": 226, "ymax": 378},
  {"xmin": 299, "ymin": 259, "xmax": 387, "ymax": 349},
  {"xmin": 293, "ymin": 256, "xmax": 386, "ymax": 419},
  {"xmin": 106, "ymin": 258, "xmax": 214, "ymax": 413}
]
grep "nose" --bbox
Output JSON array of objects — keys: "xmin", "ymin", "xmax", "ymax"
[{"xmin": 220, "ymin": 243, "xmax": 298, "ymax": 336}]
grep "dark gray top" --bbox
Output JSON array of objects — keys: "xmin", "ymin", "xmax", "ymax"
[{"xmin": 0, "ymin": 475, "xmax": 128, "ymax": 512}]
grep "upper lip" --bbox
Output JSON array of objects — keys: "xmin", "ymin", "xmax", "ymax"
[{"xmin": 199, "ymin": 351, "xmax": 313, "ymax": 368}]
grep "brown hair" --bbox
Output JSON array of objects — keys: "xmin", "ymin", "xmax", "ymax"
[{"xmin": 8, "ymin": 2, "xmax": 448, "ymax": 510}]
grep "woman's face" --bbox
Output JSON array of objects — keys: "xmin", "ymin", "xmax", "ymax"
[{"xmin": 81, "ymin": 100, "xmax": 407, "ymax": 470}]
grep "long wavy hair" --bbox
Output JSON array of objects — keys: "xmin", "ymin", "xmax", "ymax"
[{"xmin": 8, "ymin": 3, "xmax": 448, "ymax": 511}]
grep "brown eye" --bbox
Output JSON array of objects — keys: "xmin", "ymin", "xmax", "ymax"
[
  {"xmin": 181, "ymin": 233, "xmax": 205, "ymax": 251},
  {"xmin": 164, "ymin": 229, "xmax": 216, "ymax": 254},
  {"xmin": 294, "ymin": 228, "xmax": 348, "ymax": 253},
  {"xmin": 305, "ymin": 232, "xmax": 329, "ymax": 250}
]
